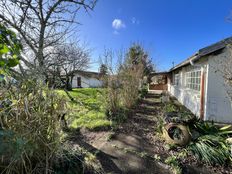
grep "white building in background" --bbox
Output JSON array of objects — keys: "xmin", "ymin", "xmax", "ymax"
[
  {"xmin": 71, "ymin": 70, "xmax": 103, "ymax": 88},
  {"xmin": 150, "ymin": 37, "xmax": 232, "ymax": 123}
]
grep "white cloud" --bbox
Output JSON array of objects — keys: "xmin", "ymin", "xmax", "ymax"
[
  {"xmin": 112, "ymin": 19, "xmax": 126, "ymax": 30},
  {"xmin": 131, "ymin": 17, "xmax": 140, "ymax": 25}
]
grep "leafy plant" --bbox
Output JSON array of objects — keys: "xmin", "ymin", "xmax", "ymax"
[
  {"xmin": 192, "ymin": 120, "xmax": 219, "ymax": 134},
  {"xmin": 0, "ymin": 24, "xmax": 22, "ymax": 72},
  {"xmin": 165, "ymin": 156, "xmax": 182, "ymax": 174},
  {"xmin": 187, "ymin": 121, "xmax": 232, "ymax": 166},
  {"xmin": 164, "ymin": 103, "xmax": 177, "ymax": 112},
  {"xmin": 155, "ymin": 116, "xmax": 164, "ymax": 134},
  {"xmin": 188, "ymin": 134, "xmax": 231, "ymax": 165}
]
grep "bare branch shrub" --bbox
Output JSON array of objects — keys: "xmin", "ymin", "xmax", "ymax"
[
  {"xmin": 100, "ymin": 49, "xmax": 121, "ymax": 118},
  {"xmin": 119, "ymin": 63, "xmax": 144, "ymax": 109},
  {"xmin": 100, "ymin": 45, "xmax": 148, "ymax": 122}
]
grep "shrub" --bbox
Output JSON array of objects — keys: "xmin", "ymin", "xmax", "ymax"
[
  {"xmin": 104, "ymin": 65, "xmax": 143, "ymax": 123},
  {"xmin": 105, "ymin": 75, "xmax": 122, "ymax": 117},
  {"xmin": 119, "ymin": 64, "xmax": 144, "ymax": 109},
  {"xmin": 100, "ymin": 45, "xmax": 149, "ymax": 124}
]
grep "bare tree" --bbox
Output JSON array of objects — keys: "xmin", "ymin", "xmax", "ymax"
[
  {"xmin": 0, "ymin": 0, "xmax": 97, "ymax": 78},
  {"xmin": 49, "ymin": 43, "xmax": 90, "ymax": 90}
]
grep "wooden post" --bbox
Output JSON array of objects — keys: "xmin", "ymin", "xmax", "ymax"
[{"xmin": 200, "ymin": 70, "xmax": 205, "ymax": 119}]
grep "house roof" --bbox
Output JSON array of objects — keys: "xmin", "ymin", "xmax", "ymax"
[
  {"xmin": 71, "ymin": 70, "xmax": 101, "ymax": 78},
  {"xmin": 169, "ymin": 36, "xmax": 232, "ymax": 72}
]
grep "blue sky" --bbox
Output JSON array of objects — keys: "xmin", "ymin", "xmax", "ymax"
[{"xmin": 77, "ymin": 0, "xmax": 232, "ymax": 71}]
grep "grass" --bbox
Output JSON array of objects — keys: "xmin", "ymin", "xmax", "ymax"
[{"xmin": 56, "ymin": 88, "xmax": 112, "ymax": 130}]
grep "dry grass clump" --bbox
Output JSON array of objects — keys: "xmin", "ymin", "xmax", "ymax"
[{"xmin": 0, "ymin": 80, "xmax": 68, "ymax": 174}]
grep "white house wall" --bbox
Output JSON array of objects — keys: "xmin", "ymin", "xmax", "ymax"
[
  {"xmin": 168, "ymin": 47, "xmax": 232, "ymax": 123},
  {"xmin": 168, "ymin": 59, "xmax": 208, "ymax": 118},
  {"xmin": 205, "ymin": 47, "xmax": 232, "ymax": 123},
  {"xmin": 72, "ymin": 74, "xmax": 103, "ymax": 88}
]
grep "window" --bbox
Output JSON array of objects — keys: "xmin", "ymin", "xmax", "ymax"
[
  {"xmin": 174, "ymin": 73, "xmax": 180, "ymax": 86},
  {"xmin": 186, "ymin": 70, "xmax": 201, "ymax": 91}
]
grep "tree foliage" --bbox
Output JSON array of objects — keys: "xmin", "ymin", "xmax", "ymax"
[
  {"xmin": 99, "ymin": 64, "xmax": 108, "ymax": 75},
  {"xmin": 0, "ymin": 24, "xmax": 21, "ymax": 72},
  {"xmin": 124, "ymin": 44, "xmax": 154, "ymax": 75}
]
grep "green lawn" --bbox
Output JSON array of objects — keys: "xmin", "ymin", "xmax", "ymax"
[{"xmin": 56, "ymin": 88, "xmax": 111, "ymax": 130}]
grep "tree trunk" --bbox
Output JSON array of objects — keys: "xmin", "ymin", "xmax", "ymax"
[{"xmin": 65, "ymin": 75, "xmax": 72, "ymax": 91}]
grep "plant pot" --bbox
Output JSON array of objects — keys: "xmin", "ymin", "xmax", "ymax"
[{"xmin": 163, "ymin": 123, "xmax": 191, "ymax": 146}]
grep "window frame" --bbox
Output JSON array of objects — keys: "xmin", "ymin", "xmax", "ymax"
[
  {"xmin": 174, "ymin": 73, "xmax": 180, "ymax": 86},
  {"xmin": 185, "ymin": 69, "xmax": 201, "ymax": 91}
]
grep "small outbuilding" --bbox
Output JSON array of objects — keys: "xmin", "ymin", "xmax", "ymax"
[
  {"xmin": 71, "ymin": 70, "xmax": 103, "ymax": 88},
  {"xmin": 148, "ymin": 72, "xmax": 169, "ymax": 91}
]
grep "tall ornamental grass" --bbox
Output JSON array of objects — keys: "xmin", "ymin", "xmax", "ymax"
[{"xmin": 0, "ymin": 80, "xmax": 67, "ymax": 174}]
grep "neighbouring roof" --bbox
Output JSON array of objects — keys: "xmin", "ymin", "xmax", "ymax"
[
  {"xmin": 149, "ymin": 71, "xmax": 169, "ymax": 76},
  {"xmin": 150, "ymin": 71, "xmax": 168, "ymax": 75},
  {"xmin": 169, "ymin": 36, "xmax": 232, "ymax": 72}
]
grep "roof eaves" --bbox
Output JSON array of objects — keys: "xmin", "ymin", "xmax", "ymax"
[
  {"xmin": 169, "ymin": 36, "xmax": 232, "ymax": 72},
  {"xmin": 169, "ymin": 54, "xmax": 198, "ymax": 72}
]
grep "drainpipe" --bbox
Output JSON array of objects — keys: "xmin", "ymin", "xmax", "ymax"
[{"xmin": 190, "ymin": 58, "xmax": 205, "ymax": 120}]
